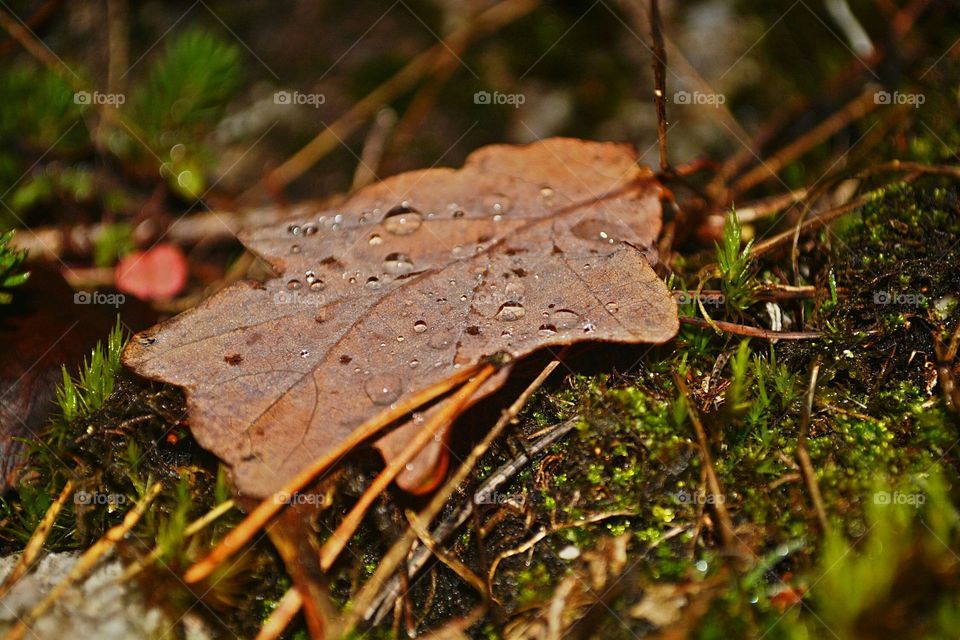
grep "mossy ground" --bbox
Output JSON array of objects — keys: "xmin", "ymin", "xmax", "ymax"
[
  {"xmin": 1, "ymin": 177, "xmax": 958, "ymax": 638},
  {"xmin": 0, "ymin": 3, "xmax": 958, "ymax": 636}
]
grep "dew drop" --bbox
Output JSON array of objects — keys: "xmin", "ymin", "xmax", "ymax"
[
  {"xmin": 414, "ymin": 320, "xmax": 428, "ymax": 333},
  {"xmin": 482, "ymin": 194, "xmax": 512, "ymax": 214},
  {"xmin": 505, "ymin": 282, "xmax": 525, "ymax": 299},
  {"xmin": 300, "ymin": 349, "xmax": 310, "ymax": 358},
  {"xmin": 382, "ymin": 205, "xmax": 423, "ymax": 235},
  {"xmin": 428, "ymin": 330, "xmax": 455, "ymax": 350},
  {"xmin": 383, "ymin": 252, "xmax": 415, "ymax": 276},
  {"xmin": 409, "ymin": 358, "xmax": 419, "ymax": 368},
  {"xmin": 452, "ymin": 209, "xmax": 465, "ymax": 218},
  {"xmin": 366, "ymin": 276, "xmax": 381, "ymax": 289},
  {"xmin": 571, "ymin": 219, "xmax": 618, "ymax": 245},
  {"xmin": 287, "ymin": 224, "xmax": 302, "ymax": 236},
  {"xmin": 290, "ymin": 244, "xmax": 302, "ymax": 254},
  {"xmin": 496, "ymin": 301, "xmax": 526, "ymax": 321},
  {"xmin": 605, "ymin": 301, "xmax": 619, "ymax": 313},
  {"xmin": 552, "ymin": 309, "xmax": 579, "ymax": 329},
  {"xmin": 303, "ymin": 223, "xmax": 318, "ymax": 236},
  {"xmin": 583, "ymin": 322, "xmax": 597, "ymax": 333},
  {"xmin": 368, "ymin": 233, "xmax": 383, "ymax": 246},
  {"xmin": 286, "ymin": 279, "xmax": 302, "ymax": 290},
  {"xmin": 364, "ymin": 374, "xmax": 403, "ymax": 406},
  {"xmin": 305, "ymin": 271, "xmax": 324, "ymax": 291},
  {"xmin": 540, "ymin": 186, "xmax": 554, "ymax": 198},
  {"xmin": 538, "ymin": 324, "xmax": 557, "ymax": 336}
]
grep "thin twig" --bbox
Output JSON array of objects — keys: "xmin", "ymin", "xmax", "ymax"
[
  {"xmin": 4, "ymin": 482, "xmax": 163, "ymax": 640},
  {"xmin": 343, "ymin": 356, "xmax": 566, "ymax": 634},
  {"xmin": 351, "ymin": 108, "xmax": 397, "ymax": 191},
  {"xmin": 370, "ymin": 416, "xmax": 578, "ymax": 624},
  {"xmin": 673, "ymin": 374, "xmax": 737, "ymax": 551},
  {"xmin": 487, "ymin": 511, "xmax": 636, "ymax": 605},
  {"xmin": 732, "ymin": 87, "xmax": 880, "ymax": 196},
  {"xmin": 620, "ymin": 0, "xmax": 751, "ymax": 150},
  {"xmin": 319, "ymin": 363, "xmax": 498, "ymax": 570},
  {"xmin": 748, "ymin": 191, "xmax": 875, "ymax": 259},
  {"xmin": 679, "ymin": 316, "xmax": 822, "ymax": 340},
  {"xmin": 649, "ymin": 0, "xmax": 669, "ymax": 171},
  {"xmin": 404, "ymin": 509, "xmax": 486, "ymax": 595},
  {"xmin": 184, "ymin": 363, "xmax": 488, "ymax": 584},
  {"xmin": 250, "ymin": 0, "xmax": 538, "ymax": 196},
  {"xmin": 122, "ymin": 499, "xmax": 235, "ymax": 580},
  {"xmin": 796, "ymin": 359, "xmax": 828, "ymax": 533},
  {"xmin": 254, "ymin": 587, "xmax": 303, "ymax": 640},
  {"xmin": 0, "ymin": 481, "xmax": 73, "ymax": 599}
]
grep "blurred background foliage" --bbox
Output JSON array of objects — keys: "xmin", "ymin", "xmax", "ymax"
[{"xmin": 0, "ymin": 0, "xmax": 956, "ymax": 266}]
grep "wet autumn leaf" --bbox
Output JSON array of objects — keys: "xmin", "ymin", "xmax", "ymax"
[{"xmin": 122, "ymin": 138, "xmax": 678, "ymax": 500}]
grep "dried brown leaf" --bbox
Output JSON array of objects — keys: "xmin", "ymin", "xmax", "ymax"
[{"xmin": 122, "ymin": 138, "xmax": 678, "ymax": 499}]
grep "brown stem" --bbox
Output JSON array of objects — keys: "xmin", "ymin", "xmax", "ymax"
[
  {"xmin": 680, "ymin": 316, "xmax": 822, "ymax": 340},
  {"xmin": 673, "ymin": 374, "xmax": 737, "ymax": 551},
  {"xmin": 731, "ymin": 87, "xmax": 881, "ymax": 196},
  {"xmin": 649, "ymin": 0, "xmax": 669, "ymax": 171},
  {"xmin": 796, "ymin": 359, "xmax": 829, "ymax": 533}
]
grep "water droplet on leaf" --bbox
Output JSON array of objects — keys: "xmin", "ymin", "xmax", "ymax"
[
  {"xmin": 364, "ymin": 374, "xmax": 403, "ymax": 405},
  {"xmin": 383, "ymin": 205, "xmax": 423, "ymax": 235},
  {"xmin": 571, "ymin": 219, "xmax": 617, "ymax": 245},
  {"xmin": 383, "ymin": 253, "xmax": 415, "ymax": 276},
  {"xmin": 496, "ymin": 301, "xmax": 526, "ymax": 321}
]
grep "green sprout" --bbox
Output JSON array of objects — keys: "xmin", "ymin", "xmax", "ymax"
[
  {"xmin": 56, "ymin": 317, "xmax": 126, "ymax": 425},
  {"xmin": 0, "ymin": 230, "xmax": 29, "ymax": 304},
  {"xmin": 716, "ymin": 211, "xmax": 757, "ymax": 314}
]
